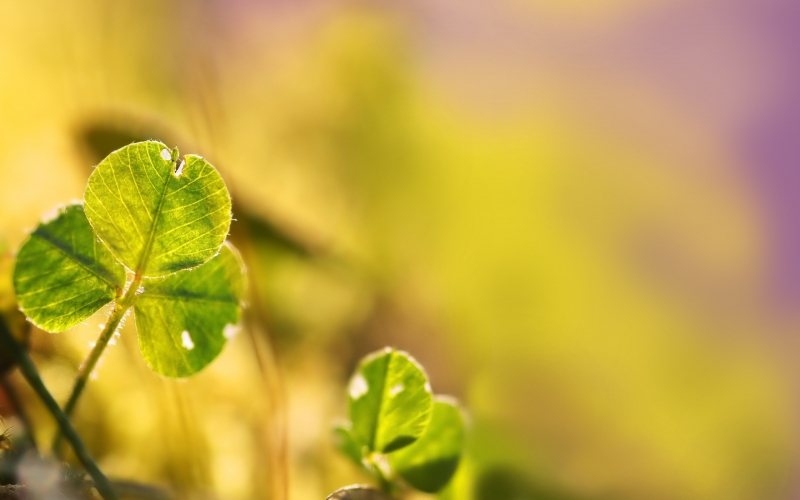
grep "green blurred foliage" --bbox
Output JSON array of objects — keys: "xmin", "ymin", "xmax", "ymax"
[{"xmin": 0, "ymin": 1, "xmax": 794, "ymax": 499}]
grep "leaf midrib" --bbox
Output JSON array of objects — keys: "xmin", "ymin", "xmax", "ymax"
[
  {"xmin": 371, "ymin": 351, "xmax": 394, "ymax": 451},
  {"xmin": 137, "ymin": 293, "xmax": 239, "ymax": 305},
  {"xmin": 134, "ymin": 157, "xmax": 175, "ymax": 274},
  {"xmin": 31, "ymin": 231, "xmax": 119, "ymax": 290}
]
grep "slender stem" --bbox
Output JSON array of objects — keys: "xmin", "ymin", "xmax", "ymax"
[
  {"xmin": 366, "ymin": 454, "xmax": 397, "ymax": 495},
  {"xmin": 0, "ymin": 321, "xmax": 118, "ymax": 500},
  {"xmin": 51, "ymin": 303, "xmax": 126, "ymax": 455},
  {"xmin": 53, "ymin": 273, "xmax": 142, "ymax": 457}
]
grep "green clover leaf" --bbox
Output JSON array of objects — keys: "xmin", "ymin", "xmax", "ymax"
[
  {"xmin": 134, "ymin": 243, "xmax": 245, "ymax": 377},
  {"xmin": 336, "ymin": 350, "xmax": 467, "ymax": 495},
  {"xmin": 389, "ymin": 397, "xmax": 466, "ymax": 493},
  {"xmin": 14, "ymin": 142, "xmax": 244, "ymax": 379},
  {"xmin": 84, "ymin": 141, "xmax": 231, "ymax": 277},
  {"xmin": 348, "ymin": 348, "xmax": 433, "ymax": 454},
  {"xmin": 13, "ymin": 204, "xmax": 126, "ymax": 332}
]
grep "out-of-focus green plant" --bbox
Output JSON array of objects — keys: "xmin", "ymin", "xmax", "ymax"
[
  {"xmin": 331, "ymin": 348, "xmax": 466, "ymax": 498},
  {"xmin": 4, "ymin": 140, "xmax": 245, "ymax": 500},
  {"xmin": 0, "ymin": 419, "xmax": 10, "ymax": 454}
]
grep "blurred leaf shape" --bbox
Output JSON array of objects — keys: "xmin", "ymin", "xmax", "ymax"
[
  {"xmin": 326, "ymin": 485, "xmax": 393, "ymax": 500},
  {"xmin": 476, "ymin": 467, "xmax": 590, "ymax": 500},
  {"xmin": 348, "ymin": 348, "xmax": 433, "ymax": 453},
  {"xmin": 240, "ymin": 208, "xmax": 320, "ymax": 260},
  {"xmin": 135, "ymin": 243, "xmax": 245, "ymax": 377},
  {"xmin": 13, "ymin": 204, "xmax": 126, "ymax": 332},
  {"xmin": 333, "ymin": 423, "xmax": 367, "ymax": 470},
  {"xmin": 77, "ymin": 119, "xmax": 174, "ymax": 167},
  {"xmin": 84, "ymin": 141, "xmax": 231, "ymax": 276},
  {"xmin": 389, "ymin": 397, "xmax": 465, "ymax": 493}
]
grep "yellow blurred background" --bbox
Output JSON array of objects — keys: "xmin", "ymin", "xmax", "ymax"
[{"xmin": 2, "ymin": 0, "xmax": 800, "ymax": 499}]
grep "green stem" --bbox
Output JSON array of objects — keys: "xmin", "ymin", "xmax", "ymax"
[
  {"xmin": 53, "ymin": 273, "xmax": 142, "ymax": 457},
  {"xmin": 367, "ymin": 453, "xmax": 398, "ymax": 496},
  {"xmin": 0, "ymin": 320, "xmax": 118, "ymax": 500}
]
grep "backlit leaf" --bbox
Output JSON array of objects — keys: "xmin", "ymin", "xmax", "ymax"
[
  {"xmin": 13, "ymin": 205, "xmax": 126, "ymax": 332},
  {"xmin": 348, "ymin": 348, "xmax": 433, "ymax": 453},
  {"xmin": 389, "ymin": 397, "xmax": 465, "ymax": 493},
  {"xmin": 134, "ymin": 243, "xmax": 244, "ymax": 377},
  {"xmin": 84, "ymin": 141, "xmax": 231, "ymax": 277}
]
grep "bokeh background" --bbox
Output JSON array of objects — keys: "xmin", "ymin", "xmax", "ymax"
[{"xmin": 2, "ymin": 0, "xmax": 800, "ymax": 499}]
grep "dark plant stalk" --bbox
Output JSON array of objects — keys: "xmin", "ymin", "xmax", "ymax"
[
  {"xmin": 0, "ymin": 375, "xmax": 37, "ymax": 451},
  {"xmin": 0, "ymin": 320, "xmax": 118, "ymax": 500}
]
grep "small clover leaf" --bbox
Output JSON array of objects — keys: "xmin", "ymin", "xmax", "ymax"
[
  {"xmin": 336, "ymin": 349, "xmax": 467, "ymax": 496},
  {"xmin": 84, "ymin": 141, "xmax": 231, "ymax": 277},
  {"xmin": 348, "ymin": 348, "xmax": 433, "ymax": 454},
  {"xmin": 13, "ymin": 204, "xmax": 126, "ymax": 332},
  {"xmin": 135, "ymin": 243, "xmax": 245, "ymax": 377},
  {"xmin": 388, "ymin": 397, "xmax": 466, "ymax": 493}
]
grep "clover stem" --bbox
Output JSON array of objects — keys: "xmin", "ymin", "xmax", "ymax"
[
  {"xmin": 366, "ymin": 453, "xmax": 398, "ymax": 495},
  {"xmin": 52, "ymin": 273, "xmax": 143, "ymax": 457},
  {"xmin": 0, "ymin": 317, "xmax": 119, "ymax": 500}
]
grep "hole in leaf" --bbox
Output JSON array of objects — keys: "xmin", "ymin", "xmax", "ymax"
[
  {"xmin": 223, "ymin": 323, "xmax": 240, "ymax": 339},
  {"xmin": 349, "ymin": 374, "xmax": 368, "ymax": 399},
  {"xmin": 181, "ymin": 331, "xmax": 194, "ymax": 350}
]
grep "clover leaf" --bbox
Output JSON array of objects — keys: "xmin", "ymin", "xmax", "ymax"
[
  {"xmin": 84, "ymin": 140, "xmax": 231, "ymax": 277},
  {"xmin": 13, "ymin": 204, "xmax": 126, "ymax": 332},
  {"xmin": 348, "ymin": 348, "xmax": 433, "ymax": 454},
  {"xmin": 13, "ymin": 141, "xmax": 243, "ymax": 379},
  {"xmin": 135, "ymin": 243, "xmax": 245, "ymax": 377},
  {"xmin": 388, "ymin": 397, "xmax": 466, "ymax": 493},
  {"xmin": 334, "ymin": 349, "xmax": 467, "ymax": 497}
]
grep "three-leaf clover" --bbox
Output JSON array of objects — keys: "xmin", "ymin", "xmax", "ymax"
[
  {"xmin": 334, "ymin": 348, "xmax": 466, "ymax": 496},
  {"xmin": 13, "ymin": 141, "xmax": 244, "ymax": 378}
]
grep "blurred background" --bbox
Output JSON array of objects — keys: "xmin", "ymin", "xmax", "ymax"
[{"xmin": 1, "ymin": 0, "xmax": 800, "ymax": 499}]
